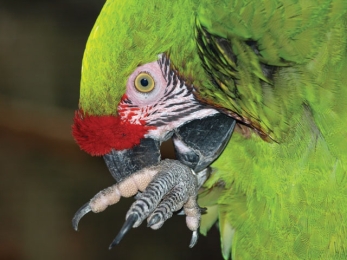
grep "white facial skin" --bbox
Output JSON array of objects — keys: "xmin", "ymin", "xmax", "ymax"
[
  {"xmin": 125, "ymin": 61, "xmax": 167, "ymax": 107},
  {"xmin": 118, "ymin": 55, "xmax": 218, "ymax": 142}
]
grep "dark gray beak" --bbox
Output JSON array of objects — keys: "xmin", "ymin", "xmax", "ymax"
[{"xmin": 103, "ymin": 138, "xmax": 161, "ymax": 183}]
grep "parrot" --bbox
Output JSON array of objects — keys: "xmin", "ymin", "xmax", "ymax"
[{"xmin": 71, "ymin": 0, "xmax": 347, "ymax": 259}]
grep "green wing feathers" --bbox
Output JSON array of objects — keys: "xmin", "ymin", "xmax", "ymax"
[
  {"xmin": 198, "ymin": 0, "xmax": 347, "ymax": 259},
  {"xmin": 196, "ymin": 0, "xmax": 347, "ymax": 141}
]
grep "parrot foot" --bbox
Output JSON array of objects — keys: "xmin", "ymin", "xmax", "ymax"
[
  {"xmin": 111, "ymin": 159, "xmax": 201, "ymax": 248},
  {"xmin": 72, "ymin": 163, "xmax": 162, "ymax": 231}
]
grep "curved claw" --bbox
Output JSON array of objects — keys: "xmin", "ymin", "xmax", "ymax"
[
  {"xmin": 200, "ymin": 207, "xmax": 208, "ymax": 214},
  {"xmin": 189, "ymin": 230, "xmax": 199, "ymax": 248},
  {"xmin": 176, "ymin": 209, "xmax": 185, "ymax": 215},
  {"xmin": 109, "ymin": 214, "xmax": 138, "ymax": 249},
  {"xmin": 72, "ymin": 202, "xmax": 92, "ymax": 231},
  {"xmin": 147, "ymin": 214, "xmax": 161, "ymax": 228}
]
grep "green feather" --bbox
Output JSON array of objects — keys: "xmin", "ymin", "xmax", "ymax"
[
  {"xmin": 197, "ymin": 1, "xmax": 347, "ymax": 258},
  {"xmin": 198, "ymin": 181, "xmax": 224, "ymax": 236}
]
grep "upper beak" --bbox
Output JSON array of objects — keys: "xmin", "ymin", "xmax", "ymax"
[{"xmin": 173, "ymin": 112, "xmax": 236, "ymax": 173}]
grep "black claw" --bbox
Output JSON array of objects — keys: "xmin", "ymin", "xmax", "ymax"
[
  {"xmin": 176, "ymin": 209, "xmax": 185, "ymax": 215},
  {"xmin": 72, "ymin": 202, "xmax": 92, "ymax": 231},
  {"xmin": 200, "ymin": 207, "xmax": 208, "ymax": 214},
  {"xmin": 147, "ymin": 214, "xmax": 161, "ymax": 227},
  {"xmin": 109, "ymin": 214, "xmax": 138, "ymax": 249},
  {"xmin": 189, "ymin": 231, "xmax": 199, "ymax": 248}
]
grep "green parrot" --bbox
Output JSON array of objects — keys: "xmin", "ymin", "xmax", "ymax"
[{"xmin": 72, "ymin": 0, "xmax": 347, "ymax": 259}]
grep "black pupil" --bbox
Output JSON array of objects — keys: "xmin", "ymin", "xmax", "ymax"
[{"xmin": 140, "ymin": 78, "xmax": 149, "ymax": 87}]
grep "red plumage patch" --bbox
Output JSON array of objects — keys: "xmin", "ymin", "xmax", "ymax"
[{"xmin": 72, "ymin": 110, "xmax": 154, "ymax": 156}]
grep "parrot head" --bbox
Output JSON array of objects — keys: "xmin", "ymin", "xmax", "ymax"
[
  {"xmin": 72, "ymin": 0, "xmax": 235, "ymax": 183},
  {"xmin": 72, "ymin": 53, "xmax": 233, "ymax": 181}
]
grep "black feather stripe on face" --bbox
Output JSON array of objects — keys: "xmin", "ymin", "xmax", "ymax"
[{"xmin": 146, "ymin": 55, "xmax": 207, "ymax": 127}]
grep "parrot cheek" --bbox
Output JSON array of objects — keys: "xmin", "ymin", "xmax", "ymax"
[
  {"xmin": 172, "ymin": 113, "xmax": 236, "ymax": 172},
  {"xmin": 103, "ymin": 138, "xmax": 161, "ymax": 183}
]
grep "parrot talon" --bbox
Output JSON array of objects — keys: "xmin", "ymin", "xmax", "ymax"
[
  {"xmin": 109, "ymin": 213, "xmax": 138, "ymax": 249},
  {"xmin": 189, "ymin": 230, "xmax": 199, "ymax": 248},
  {"xmin": 72, "ymin": 202, "xmax": 91, "ymax": 231},
  {"xmin": 176, "ymin": 209, "xmax": 186, "ymax": 215},
  {"xmin": 147, "ymin": 214, "xmax": 161, "ymax": 227},
  {"xmin": 200, "ymin": 207, "xmax": 208, "ymax": 214}
]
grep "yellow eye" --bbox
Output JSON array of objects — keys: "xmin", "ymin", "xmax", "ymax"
[{"xmin": 134, "ymin": 72, "xmax": 155, "ymax": 93}]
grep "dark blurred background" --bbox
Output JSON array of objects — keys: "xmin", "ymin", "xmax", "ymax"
[{"xmin": 0, "ymin": 1, "xmax": 223, "ymax": 259}]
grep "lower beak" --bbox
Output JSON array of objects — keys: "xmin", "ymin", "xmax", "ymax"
[{"xmin": 103, "ymin": 138, "xmax": 161, "ymax": 183}]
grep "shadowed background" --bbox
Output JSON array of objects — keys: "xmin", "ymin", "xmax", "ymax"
[{"xmin": 0, "ymin": 1, "xmax": 223, "ymax": 259}]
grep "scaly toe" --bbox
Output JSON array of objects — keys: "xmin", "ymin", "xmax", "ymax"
[{"xmin": 147, "ymin": 214, "xmax": 162, "ymax": 228}]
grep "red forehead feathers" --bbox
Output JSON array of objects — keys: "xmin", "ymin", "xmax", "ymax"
[{"xmin": 72, "ymin": 110, "xmax": 154, "ymax": 156}]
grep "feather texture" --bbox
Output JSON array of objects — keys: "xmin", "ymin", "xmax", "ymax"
[{"xmin": 197, "ymin": 1, "xmax": 347, "ymax": 258}]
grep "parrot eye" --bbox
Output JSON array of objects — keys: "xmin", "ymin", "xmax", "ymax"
[{"xmin": 134, "ymin": 72, "xmax": 155, "ymax": 93}]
